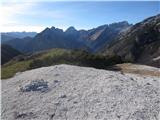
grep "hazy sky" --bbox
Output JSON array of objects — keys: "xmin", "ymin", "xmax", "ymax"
[{"xmin": 0, "ymin": 0, "xmax": 159, "ymax": 32}]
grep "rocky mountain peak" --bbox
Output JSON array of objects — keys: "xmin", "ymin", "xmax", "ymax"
[
  {"xmin": 49, "ymin": 27, "xmax": 63, "ymax": 33},
  {"xmin": 108, "ymin": 21, "xmax": 131, "ymax": 30},
  {"xmin": 65, "ymin": 26, "xmax": 77, "ymax": 34}
]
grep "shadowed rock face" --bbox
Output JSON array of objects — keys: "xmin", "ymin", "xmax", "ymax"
[{"xmin": 2, "ymin": 64, "xmax": 160, "ymax": 120}]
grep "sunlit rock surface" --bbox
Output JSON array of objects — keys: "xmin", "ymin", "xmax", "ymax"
[{"xmin": 2, "ymin": 64, "xmax": 160, "ymax": 120}]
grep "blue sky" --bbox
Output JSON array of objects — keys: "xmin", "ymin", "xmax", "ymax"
[{"xmin": 0, "ymin": 1, "xmax": 159, "ymax": 32}]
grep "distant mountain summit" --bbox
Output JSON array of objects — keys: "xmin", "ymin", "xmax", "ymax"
[{"xmin": 65, "ymin": 26, "xmax": 78, "ymax": 34}]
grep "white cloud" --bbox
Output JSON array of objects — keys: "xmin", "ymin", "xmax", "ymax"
[
  {"xmin": 1, "ymin": 2, "xmax": 36, "ymax": 23},
  {"xmin": 0, "ymin": 2, "xmax": 39, "ymax": 31},
  {"xmin": 0, "ymin": 1, "xmax": 44, "ymax": 32},
  {"xmin": 0, "ymin": 1, "xmax": 70, "ymax": 32}
]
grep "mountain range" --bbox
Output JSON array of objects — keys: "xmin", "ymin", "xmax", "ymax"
[
  {"xmin": 1, "ymin": 32, "xmax": 37, "ymax": 43},
  {"xmin": 2, "ymin": 21, "xmax": 131, "ymax": 53},
  {"xmin": 1, "ymin": 14, "xmax": 160, "ymax": 67}
]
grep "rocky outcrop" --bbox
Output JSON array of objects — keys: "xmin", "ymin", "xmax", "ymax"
[{"xmin": 2, "ymin": 64, "xmax": 160, "ymax": 120}]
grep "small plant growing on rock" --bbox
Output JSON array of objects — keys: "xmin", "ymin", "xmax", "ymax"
[{"xmin": 20, "ymin": 79, "xmax": 49, "ymax": 92}]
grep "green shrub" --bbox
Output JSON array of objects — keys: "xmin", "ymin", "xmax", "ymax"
[{"xmin": 2, "ymin": 49, "xmax": 123, "ymax": 79}]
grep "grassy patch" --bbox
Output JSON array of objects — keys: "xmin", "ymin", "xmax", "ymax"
[
  {"xmin": 1, "ymin": 49, "xmax": 122, "ymax": 79},
  {"xmin": 1, "ymin": 61, "xmax": 32, "ymax": 79}
]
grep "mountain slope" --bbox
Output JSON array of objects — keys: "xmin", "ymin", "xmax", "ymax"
[
  {"xmin": 1, "ymin": 34, "xmax": 15, "ymax": 43},
  {"xmin": 88, "ymin": 21, "xmax": 131, "ymax": 51},
  {"xmin": 1, "ymin": 44, "xmax": 21, "ymax": 65},
  {"xmin": 75, "ymin": 21, "xmax": 131, "ymax": 51},
  {"xmin": 3, "ymin": 37, "xmax": 33, "ymax": 53},
  {"xmin": 1, "ymin": 32, "xmax": 37, "ymax": 43},
  {"xmin": 103, "ymin": 14, "xmax": 160, "ymax": 67}
]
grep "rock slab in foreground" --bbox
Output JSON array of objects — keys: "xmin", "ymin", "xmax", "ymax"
[{"xmin": 1, "ymin": 64, "xmax": 160, "ymax": 120}]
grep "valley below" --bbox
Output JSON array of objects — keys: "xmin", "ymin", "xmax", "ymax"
[{"xmin": 1, "ymin": 64, "xmax": 160, "ymax": 120}]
